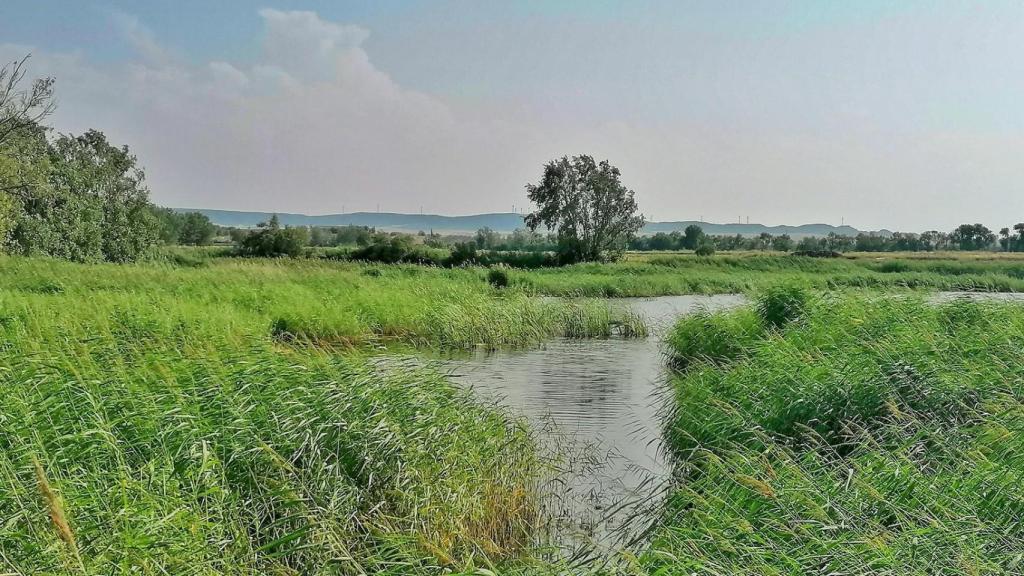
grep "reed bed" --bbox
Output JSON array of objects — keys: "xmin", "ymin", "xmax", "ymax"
[
  {"xmin": 0, "ymin": 292, "xmax": 555, "ymax": 574},
  {"xmin": 0, "ymin": 256, "xmax": 652, "ymax": 574},
  {"xmin": 646, "ymin": 290, "xmax": 1024, "ymax": 574},
  {"xmin": 0, "ymin": 256, "xmax": 645, "ymax": 351},
  {"xmin": 515, "ymin": 254, "xmax": 1024, "ymax": 297}
]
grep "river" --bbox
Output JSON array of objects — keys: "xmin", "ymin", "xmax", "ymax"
[{"xmin": 443, "ymin": 294, "xmax": 746, "ymax": 561}]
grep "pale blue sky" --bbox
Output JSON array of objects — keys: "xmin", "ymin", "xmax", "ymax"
[{"xmin": 3, "ymin": 1, "xmax": 1023, "ymax": 229}]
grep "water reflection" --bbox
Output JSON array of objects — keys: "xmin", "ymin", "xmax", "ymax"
[{"xmin": 444, "ymin": 295, "xmax": 745, "ymax": 555}]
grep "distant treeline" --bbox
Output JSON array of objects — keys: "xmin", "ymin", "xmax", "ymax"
[{"xmin": 629, "ymin": 223, "xmax": 1024, "ymax": 253}]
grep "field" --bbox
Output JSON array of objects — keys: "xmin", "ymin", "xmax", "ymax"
[
  {"xmin": 516, "ymin": 252, "xmax": 1024, "ymax": 296},
  {"xmin": 2, "ymin": 252, "xmax": 1024, "ymax": 574}
]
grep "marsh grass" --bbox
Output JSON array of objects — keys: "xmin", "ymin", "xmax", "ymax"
[
  {"xmin": 0, "ymin": 292, "xmax": 550, "ymax": 574},
  {"xmin": 0, "ymin": 257, "xmax": 645, "ymax": 352},
  {"xmin": 516, "ymin": 253, "xmax": 1024, "ymax": 296},
  {"xmin": 0, "ymin": 256, "xmax": 654, "ymax": 574},
  {"xmin": 648, "ymin": 292, "xmax": 1024, "ymax": 574}
]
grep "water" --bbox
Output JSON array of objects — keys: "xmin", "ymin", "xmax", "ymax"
[
  {"xmin": 442, "ymin": 291, "xmax": 1023, "ymax": 561},
  {"xmin": 443, "ymin": 295, "xmax": 746, "ymax": 557}
]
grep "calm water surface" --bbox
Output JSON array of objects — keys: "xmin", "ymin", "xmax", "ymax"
[{"xmin": 444, "ymin": 295, "xmax": 746, "ymax": 554}]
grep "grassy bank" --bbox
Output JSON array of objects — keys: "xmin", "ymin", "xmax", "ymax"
[
  {"xmin": 515, "ymin": 254, "xmax": 1024, "ymax": 296},
  {"xmin": 7, "ymin": 253, "xmax": 1024, "ymax": 573},
  {"xmin": 1, "ymin": 256, "xmax": 644, "ymax": 350},
  {"xmin": 0, "ymin": 256, "xmax": 656, "ymax": 574},
  {"xmin": 156, "ymin": 247, "xmax": 1024, "ymax": 298},
  {"xmin": 0, "ymin": 324, "xmax": 539, "ymax": 573},
  {"xmin": 646, "ymin": 290, "xmax": 1024, "ymax": 574}
]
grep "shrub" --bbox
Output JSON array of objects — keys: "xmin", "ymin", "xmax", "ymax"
[
  {"xmin": 791, "ymin": 249, "xmax": 841, "ymax": 258},
  {"xmin": 694, "ymin": 242, "xmax": 716, "ymax": 256},
  {"xmin": 874, "ymin": 259, "xmax": 913, "ymax": 273},
  {"xmin": 238, "ymin": 215, "xmax": 308, "ymax": 257},
  {"xmin": 487, "ymin": 268, "xmax": 509, "ymax": 288},
  {"xmin": 445, "ymin": 242, "xmax": 478, "ymax": 267},
  {"xmin": 350, "ymin": 237, "xmax": 444, "ymax": 266},
  {"xmin": 475, "ymin": 251, "xmax": 557, "ymax": 269}
]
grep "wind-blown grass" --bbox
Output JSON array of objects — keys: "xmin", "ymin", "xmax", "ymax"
[
  {"xmin": 646, "ymin": 292, "xmax": 1024, "ymax": 574},
  {"xmin": 514, "ymin": 253, "xmax": 1024, "ymax": 296},
  {"xmin": 0, "ymin": 289, "xmax": 550, "ymax": 573},
  {"xmin": 0, "ymin": 256, "xmax": 645, "ymax": 350},
  {"xmin": 154, "ymin": 247, "xmax": 1024, "ymax": 297},
  {"xmin": 0, "ymin": 256, "xmax": 655, "ymax": 574}
]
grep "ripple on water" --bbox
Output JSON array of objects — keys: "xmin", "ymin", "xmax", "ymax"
[{"xmin": 443, "ymin": 294, "xmax": 746, "ymax": 559}]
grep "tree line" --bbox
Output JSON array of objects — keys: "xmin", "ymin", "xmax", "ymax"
[{"xmin": 628, "ymin": 223, "xmax": 1024, "ymax": 253}]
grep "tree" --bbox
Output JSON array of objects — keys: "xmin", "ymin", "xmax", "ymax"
[
  {"xmin": 694, "ymin": 239, "xmax": 716, "ymax": 256},
  {"xmin": 474, "ymin": 226, "xmax": 499, "ymax": 249},
  {"xmin": 151, "ymin": 206, "xmax": 184, "ymax": 244},
  {"xmin": 179, "ymin": 211, "xmax": 215, "ymax": 245},
  {"xmin": 1, "ymin": 56, "xmax": 54, "ymax": 246},
  {"xmin": 48, "ymin": 130, "xmax": 158, "ymax": 262},
  {"xmin": 681, "ymin": 224, "xmax": 704, "ymax": 250},
  {"xmin": 0, "ymin": 55, "xmax": 54, "ymax": 150},
  {"xmin": 525, "ymin": 155, "xmax": 644, "ymax": 263},
  {"xmin": 796, "ymin": 236, "xmax": 823, "ymax": 252},
  {"xmin": 0, "ymin": 122, "xmax": 51, "ymax": 247},
  {"xmin": 771, "ymin": 234, "xmax": 794, "ymax": 252},
  {"xmin": 1015, "ymin": 223, "xmax": 1024, "ymax": 252},
  {"xmin": 239, "ymin": 215, "xmax": 308, "ymax": 257},
  {"xmin": 647, "ymin": 232, "xmax": 675, "ymax": 251},
  {"xmin": 920, "ymin": 230, "xmax": 946, "ymax": 251},
  {"xmin": 1000, "ymin": 227, "xmax": 1012, "ymax": 251},
  {"xmin": 950, "ymin": 223, "xmax": 995, "ymax": 251},
  {"xmin": 6, "ymin": 128, "xmax": 158, "ymax": 262}
]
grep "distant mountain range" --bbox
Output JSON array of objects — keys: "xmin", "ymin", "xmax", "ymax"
[{"xmin": 178, "ymin": 208, "xmax": 883, "ymax": 238}]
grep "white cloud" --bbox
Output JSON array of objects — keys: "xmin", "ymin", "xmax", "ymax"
[
  {"xmin": 3, "ymin": 7, "xmax": 1022, "ymax": 230},
  {"xmin": 257, "ymin": 8, "xmax": 370, "ymax": 82},
  {"xmin": 0, "ymin": 10, "xmax": 558, "ymax": 215}
]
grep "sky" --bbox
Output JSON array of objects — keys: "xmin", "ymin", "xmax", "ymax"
[{"xmin": 2, "ymin": 1, "xmax": 1023, "ymax": 230}]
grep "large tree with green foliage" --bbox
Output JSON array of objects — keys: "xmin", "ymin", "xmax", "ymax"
[
  {"xmin": 2, "ymin": 57, "xmax": 160, "ymax": 262},
  {"xmin": 178, "ymin": 211, "xmax": 216, "ymax": 245},
  {"xmin": 524, "ymin": 155, "xmax": 644, "ymax": 263},
  {"xmin": 46, "ymin": 130, "xmax": 158, "ymax": 261},
  {"xmin": 681, "ymin": 224, "xmax": 704, "ymax": 250},
  {"xmin": 950, "ymin": 223, "xmax": 996, "ymax": 251},
  {"xmin": 1, "ymin": 56, "xmax": 55, "ymax": 246}
]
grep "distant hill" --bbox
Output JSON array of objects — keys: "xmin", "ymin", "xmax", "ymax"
[
  {"xmin": 177, "ymin": 208, "xmax": 878, "ymax": 238},
  {"xmin": 180, "ymin": 209, "xmax": 524, "ymax": 234},
  {"xmin": 643, "ymin": 221, "xmax": 874, "ymax": 238}
]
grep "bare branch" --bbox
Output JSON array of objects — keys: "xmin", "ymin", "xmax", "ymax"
[{"xmin": 0, "ymin": 54, "xmax": 56, "ymax": 147}]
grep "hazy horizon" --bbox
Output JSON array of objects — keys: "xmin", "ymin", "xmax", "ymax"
[
  {"xmin": 3, "ymin": 1, "xmax": 1023, "ymax": 231},
  {"xmin": 176, "ymin": 205, "xmax": 878, "ymax": 230}
]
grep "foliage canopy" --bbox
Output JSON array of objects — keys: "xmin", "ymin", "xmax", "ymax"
[{"xmin": 525, "ymin": 155, "xmax": 644, "ymax": 263}]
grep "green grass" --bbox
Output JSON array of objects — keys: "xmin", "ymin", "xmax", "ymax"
[
  {"xmin": 6, "ymin": 252, "xmax": 1024, "ymax": 574},
  {"xmin": 513, "ymin": 254, "xmax": 1024, "ymax": 296},
  {"xmin": 0, "ymin": 256, "xmax": 646, "ymax": 350},
  {"xmin": 156, "ymin": 247, "xmax": 1024, "ymax": 298},
  {"xmin": 646, "ymin": 292, "xmax": 1024, "ymax": 574},
  {"xmin": 0, "ymin": 256, "xmax": 656, "ymax": 575}
]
